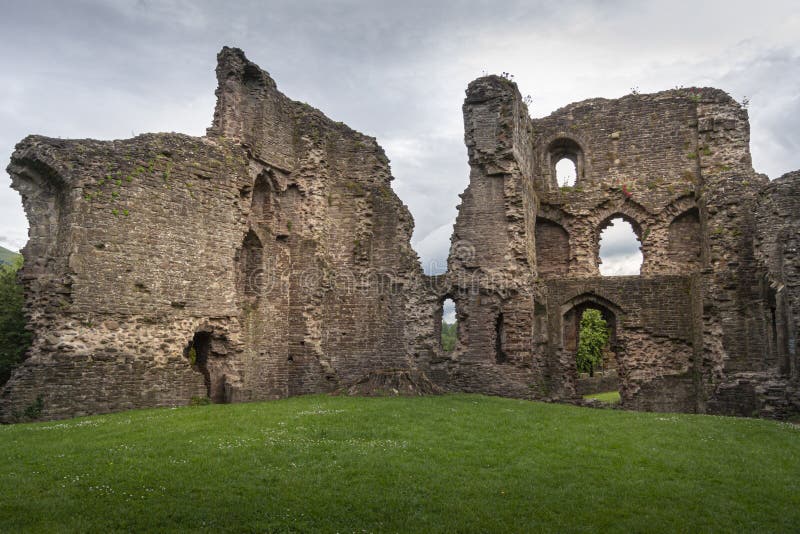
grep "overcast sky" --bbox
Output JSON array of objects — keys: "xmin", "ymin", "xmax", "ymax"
[{"xmin": 1, "ymin": 1, "xmax": 798, "ymax": 280}]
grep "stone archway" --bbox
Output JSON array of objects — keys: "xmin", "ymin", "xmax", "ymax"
[
  {"xmin": 596, "ymin": 213, "xmax": 644, "ymax": 276},
  {"xmin": 561, "ymin": 294, "xmax": 624, "ymax": 400}
]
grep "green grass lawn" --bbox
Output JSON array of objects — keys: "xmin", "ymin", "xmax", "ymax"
[
  {"xmin": 584, "ymin": 390, "xmax": 621, "ymax": 404},
  {"xmin": 1, "ymin": 394, "xmax": 798, "ymax": 533}
]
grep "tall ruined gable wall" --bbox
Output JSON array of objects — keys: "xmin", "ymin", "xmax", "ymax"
[
  {"xmin": 437, "ymin": 76, "xmax": 540, "ymax": 397},
  {"xmin": 204, "ymin": 48, "xmax": 429, "ymax": 396},
  {"xmin": 1, "ymin": 48, "xmax": 430, "ymax": 422},
  {"xmin": 443, "ymin": 80, "xmax": 797, "ymax": 417},
  {"xmin": 528, "ymin": 91, "xmax": 710, "ymax": 411},
  {"xmin": 440, "ymin": 81, "xmax": 710, "ymax": 406}
]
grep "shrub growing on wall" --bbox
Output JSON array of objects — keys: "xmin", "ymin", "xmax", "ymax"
[
  {"xmin": 576, "ymin": 309, "xmax": 608, "ymax": 377},
  {"xmin": 0, "ymin": 258, "xmax": 31, "ymax": 385}
]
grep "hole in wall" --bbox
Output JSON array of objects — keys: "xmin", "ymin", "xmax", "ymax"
[
  {"xmin": 495, "ymin": 312, "xmax": 507, "ymax": 363},
  {"xmin": 764, "ymin": 281, "xmax": 790, "ymax": 374},
  {"xmin": 555, "ymin": 158, "xmax": 577, "ymax": 187},
  {"xmin": 184, "ymin": 330, "xmax": 233, "ymax": 403},
  {"xmin": 598, "ymin": 218, "xmax": 642, "ymax": 276},
  {"xmin": 250, "ymin": 173, "xmax": 271, "ymax": 222},
  {"xmin": 185, "ymin": 331, "xmax": 212, "ymax": 398},
  {"xmin": 563, "ymin": 302, "xmax": 621, "ymax": 403},
  {"xmin": 548, "ymin": 137, "xmax": 583, "ymax": 189},
  {"xmin": 441, "ymin": 298, "xmax": 457, "ymax": 352},
  {"xmin": 575, "ymin": 309, "xmax": 613, "ymax": 376}
]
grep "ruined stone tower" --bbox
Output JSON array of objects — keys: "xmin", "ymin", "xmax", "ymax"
[
  {"xmin": 437, "ymin": 76, "xmax": 799, "ymax": 417},
  {"xmin": 2, "ymin": 48, "xmax": 797, "ymax": 422}
]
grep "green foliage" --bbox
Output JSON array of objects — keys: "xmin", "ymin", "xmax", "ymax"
[
  {"xmin": 0, "ymin": 245, "xmax": 20, "ymax": 266},
  {"xmin": 0, "ymin": 258, "xmax": 32, "ymax": 385},
  {"xmin": 0, "ymin": 395, "xmax": 799, "ymax": 532},
  {"xmin": 576, "ymin": 309, "xmax": 609, "ymax": 376},
  {"xmin": 441, "ymin": 321, "xmax": 457, "ymax": 352}
]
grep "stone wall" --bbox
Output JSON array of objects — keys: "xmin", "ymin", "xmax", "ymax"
[
  {"xmin": 744, "ymin": 170, "xmax": 800, "ymax": 418},
  {"xmin": 543, "ymin": 276, "xmax": 696, "ymax": 411},
  {"xmin": 755, "ymin": 171, "xmax": 799, "ymax": 380},
  {"xmin": 531, "ymin": 90, "xmax": 705, "ymax": 277},
  {"xmin": 1, "ymin": 48, "xmax": 431, "ymax": 421},
  {"xmin": 436, "ymin": 78, "xmax": 799, "ymax": 416},
  {"xmin": 3, "ymin": 134, "xmax": 251, "ymax": 419},
  {"xmin": 436, "ymin": 76, "xmax": 539, "ymax": 398}
]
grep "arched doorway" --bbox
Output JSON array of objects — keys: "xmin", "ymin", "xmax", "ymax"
[{"xmin": 562, "ymin": 295, "xmax": 622, "ymax": 403}]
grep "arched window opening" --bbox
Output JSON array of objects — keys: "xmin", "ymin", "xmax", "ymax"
[
  {"xmin": 763, "ymin": 281, "xmax": 791, "ymax": 374},
  {"xmin": 439, "ymin": 298, "xmax": 457, "ymax": 352},
  {"xmin": 250, "ymin": 172, "xmax": 274, "ymax": 224},
  {"xmin": 548, "ymin": 137, "xmax": 584, "ymax": 189},
  {"xmin": 563, "ymin": 300, "xmax": 621, "ymax": 404},
  {"xmin": 598, "ymin": 217, "xmax": 642, "ymax": 276},
  {"xmin": 239, "ymin": 230, "xmax": 264, "ymax": 297},
  {"xmin": 495, "ymin": 312, "xmax": 507, "ymax": 363},
  {"xmin": 535, "ymin": 217, "xmax": 570, "ymax": 278},
  {"xmin": 667, "ymin": 208, "xmax": 701, "ymax": 272},
  {"xmin": 555, "ymin": 158, "xmax": 577, "ymax": 187}
]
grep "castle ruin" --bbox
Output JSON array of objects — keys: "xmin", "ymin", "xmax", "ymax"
[{"xmin": 2, "ymin": 48, "xmax": 798, "ymax": 421}]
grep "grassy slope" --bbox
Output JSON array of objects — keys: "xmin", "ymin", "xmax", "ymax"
[
  {"xmin": 0, "ymin": 245, "xmax": 20, "ymax": 265},
  {"xmin": 1, "ymin": 394, "xmax": 798, "ymax": 532},
  {"xmin": 584, "ymin": 390, "xmax": 621, "ymax": 404}
]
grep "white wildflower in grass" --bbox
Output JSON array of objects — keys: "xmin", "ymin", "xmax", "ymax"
[{"xmin": 296, "ymin": 409, "xmax": 346, "ymax": 416}]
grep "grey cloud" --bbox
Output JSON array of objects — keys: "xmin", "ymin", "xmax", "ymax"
[
  {"xmin": 599, "ymin": 220, "xmax": 641, "ymax": 258},
  {"xmin": 0, "ymin": 0, "xmax": 798, "ymax": 269},
  {"xmin": 599, "ymin": 252, "xmax": 643, "ymax": 277}
]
